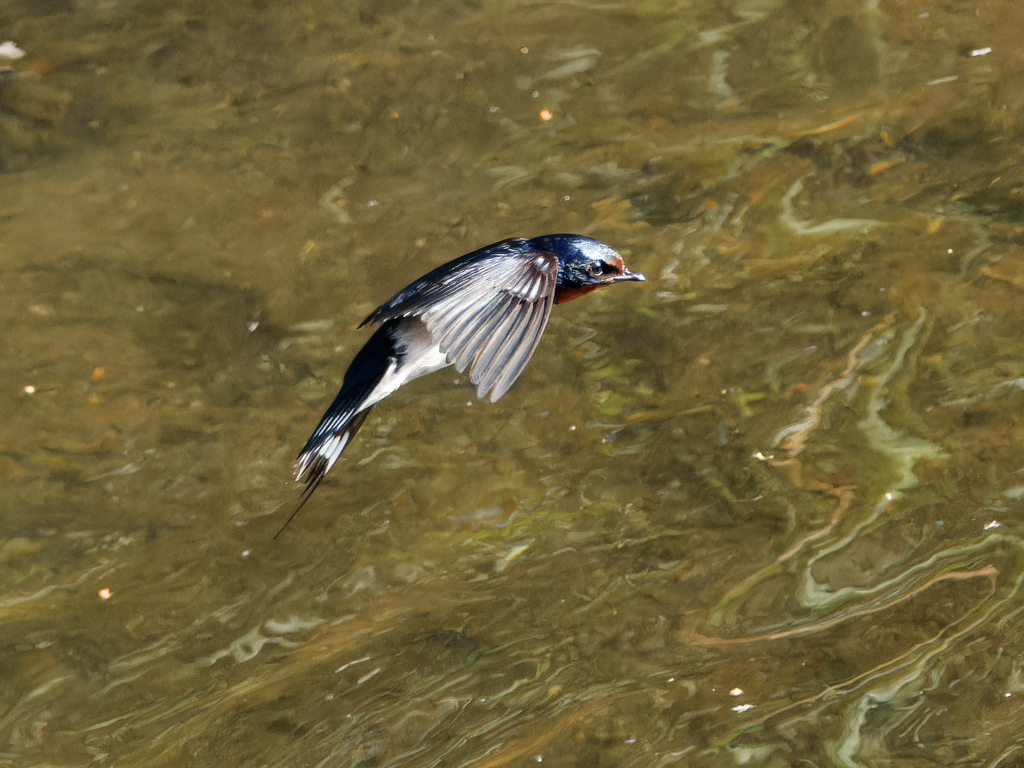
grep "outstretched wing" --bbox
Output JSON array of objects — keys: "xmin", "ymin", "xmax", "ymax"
[{"xmin": 363, "ymin": 240, "xmax": 558, "ymax": 402}]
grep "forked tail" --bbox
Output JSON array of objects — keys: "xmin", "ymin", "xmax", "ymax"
[{"xmin": 275, "ymin": 406, "xmax": 372, "ymax": 538}]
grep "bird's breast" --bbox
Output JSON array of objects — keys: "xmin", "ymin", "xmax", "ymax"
[{"xmin": 554, "ymin": 284, "xmax": 600, "ymax": 304}]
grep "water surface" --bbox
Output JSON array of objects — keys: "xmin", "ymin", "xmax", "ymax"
[{"xmin": 2, "ymin": 1, "xmax": 1024, "ymax": 766}]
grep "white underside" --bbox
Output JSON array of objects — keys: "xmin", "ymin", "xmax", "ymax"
[
  {"xmin": 363, "ymin": 322, "xmax": 451, "ymax": 409},
  {"xmin": 296, "ymin": 320, "xmax": 453, "ymax": 481}
]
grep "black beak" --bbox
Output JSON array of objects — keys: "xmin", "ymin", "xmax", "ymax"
[{"xmin": 610, "ymin": 268, "xmax": 645, "ymax": 283}]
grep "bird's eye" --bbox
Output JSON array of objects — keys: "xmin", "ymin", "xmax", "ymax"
[{"xmin": 586, "ymin": 262, "xmax": 604, "ymax": 277}]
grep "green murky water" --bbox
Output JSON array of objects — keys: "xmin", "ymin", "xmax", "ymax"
[{"xmin": 2, "ymin": 1, "xmax": 1024, "ymax": 765}]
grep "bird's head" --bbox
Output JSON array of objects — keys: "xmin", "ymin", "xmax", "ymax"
[{"xmin": 527, "ymin": 234, "xmax": 645, "ymax": 304}]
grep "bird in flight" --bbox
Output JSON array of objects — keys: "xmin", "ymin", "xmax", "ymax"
[{"xmin": 278, "ymin": 234, "xmax": 644, "ymax": 536}]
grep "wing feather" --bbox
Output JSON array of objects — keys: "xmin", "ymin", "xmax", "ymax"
[
  {"xmin": 453, "ymin": 304, "xmax": 515, "ymax": 372},
  {"xmin": 470, "ymin": 298, "xmax": 531, "ymax": 397},
  {"xmin": 489, "ymin": 297, "xmax": 550, "ymax": 401},
  {"xmin": 361, "ymin": 239, "xmax": 535, "ymax": 326},
  {"xmin": 444, "ymin": 294, "xmax": 515, "ymax": 372}
]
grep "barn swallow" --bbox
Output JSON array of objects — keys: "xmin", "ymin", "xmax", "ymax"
[{"xmin": 277, "ymin": 234, "xmax": 644, "ymax": 536}]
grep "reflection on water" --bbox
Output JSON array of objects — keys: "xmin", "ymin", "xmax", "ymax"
[{"xmin": 2, "ymin": 0, "xmax": 1024, "ymax": 765}]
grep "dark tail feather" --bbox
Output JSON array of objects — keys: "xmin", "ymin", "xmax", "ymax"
[
  {"xmin": 273, "ymin": 465, "xmax": 326, "ymax": 539},
  {"xmin": 275, "ymin": 408, "xmax": 372, "ymax": 538}
]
